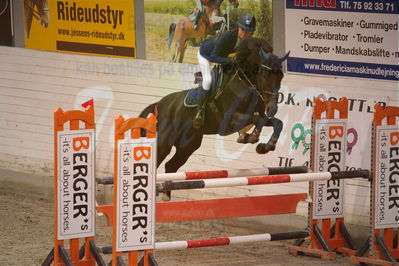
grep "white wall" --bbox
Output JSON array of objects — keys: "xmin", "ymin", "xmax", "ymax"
[{"xmin": 0, "ymin": 46, "xmax": 398, "ymax": 225}]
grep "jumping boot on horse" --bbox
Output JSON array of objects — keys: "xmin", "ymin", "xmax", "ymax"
[{"xmin": 193, "ymin": 86, "xmax": 208, "ymax": 129}]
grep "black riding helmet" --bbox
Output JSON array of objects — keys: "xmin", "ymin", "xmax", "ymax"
[{"xmin": 237, "ymin": 13, "xmax": 256, "ymax": 32}]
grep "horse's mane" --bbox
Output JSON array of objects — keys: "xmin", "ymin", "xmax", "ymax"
[
  {"xmin": 236, "ymin": 37, "xmax": 273, "ymax": 65},
  {"xmin": 233, "ymin": 37, "xmax": 273, "ymax": 77}
]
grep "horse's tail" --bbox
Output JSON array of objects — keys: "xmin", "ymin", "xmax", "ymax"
[
  {"xmin": 139, "ymin": 102, "xmax": 158, "ymax": 137},
  {"xmin": 139, "ymin": 102, "xmax": 158, "ymax": 119},
  {"xmin": 166, "ymin": 23, "xmax": 176, "ymax": 51}
]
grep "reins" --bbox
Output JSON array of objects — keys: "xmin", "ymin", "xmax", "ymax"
[{"xmin": 214, "ymin": 61, "xmax": 280, "ymax": 103}]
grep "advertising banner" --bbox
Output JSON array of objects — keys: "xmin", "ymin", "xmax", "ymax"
[
  {"xmin": 116, "ymin": 138, "xmax": 156, "ymax": 252},
  {"xmin": 24, "ymin": 0, "xmax": 136, "ymax": 57},
  {"xmin": 374, "ymin": 125, "xmax": 399, "ymax": 229},
  {"xmin": 57, "ymin": 129, "xmax": 95, "ymax": 240},
  {"xmin": 285, "ymin": 0, "xmax": 399, "ymax": 81},
  {"xmin": 0, "ymin": 0, "xmax": 12, "ymax": 46},
  {"xmin": 313, "ymin": 119, "xmax": 347, "ymax": 219}
]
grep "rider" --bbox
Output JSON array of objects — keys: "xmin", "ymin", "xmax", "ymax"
[
  {"xmin": 193, "ymin": 13, "xmax": 256, "ymax": 129},
  {"xmin": 193, "ymin": 0, "xmax": 209, "ymax": 30}
]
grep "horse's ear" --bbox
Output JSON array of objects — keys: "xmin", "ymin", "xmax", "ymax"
[
  {"xmin": 278, "ymin": 51, "xmax": 290, "ymax": 63},
  {"xmin": 262, "ymin": 40, "xmax": 273, "ymax": 54},
  {"xmin": 259, "ymin": 48, "xmax": 270, "ymax": 61}
]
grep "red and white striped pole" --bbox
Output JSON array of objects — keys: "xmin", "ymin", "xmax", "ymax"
[
  {"xmin": 100, "ymin": 231, "xmax": 309, "ymax": 253},
  {"xmin": 156, "ymin": 166, "xmax": 308, "ymax": 182},
  {"xmin": 97, "ymin": 166, "xmax": 308, "ymax": 185},
  {"xmin": 157, "ymin": 170, "xmax": 370, "ymax": 193}
]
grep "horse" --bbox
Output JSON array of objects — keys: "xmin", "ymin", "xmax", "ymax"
[
  {"xmin": 24, "ymin": 0, "xmax": 49, "ymax": 39},
  {"xmin": 167, "ymin": 0, "xmax": 239, "ymax": 63},
  {"xmin": 140, "ymin": 37, "xmax": 289, "ymax": 178}
]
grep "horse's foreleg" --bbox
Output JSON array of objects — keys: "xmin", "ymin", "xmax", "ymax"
[
  {"xmin": 256, "ymin": 117, "xmax": 283, "ymax": 154},
  {"xmin": 237, "ymin": 113, "xmax": 263, "ymax": 144}
]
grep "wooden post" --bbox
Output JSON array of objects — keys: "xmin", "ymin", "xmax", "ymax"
[
  {"xmin": 53, "ymin": 106, "xmax": 95, "ymax": 266},
  {"xmin": 112, "ymin": 114, "xmax": 157, "ymax": 266},
  {"xmin": 290, "ymin": 97, "xmax": 356, "ymax": 259},
  {"xmin": 351, "ymin": 104, "xmax": 399, "ymax": 265}
]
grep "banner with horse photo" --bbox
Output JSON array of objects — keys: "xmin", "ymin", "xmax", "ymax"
[
  {"xmin": 144, "ymin": 0, "xmax": 272, "ymax": 63},
  {"xmin": 24, "ymin": 0, "xmax": 136, "ymax": 58}
]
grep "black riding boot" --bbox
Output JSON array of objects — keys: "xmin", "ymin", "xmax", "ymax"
[{"xmin": 193, "ymin": 86, "xmax": 208, "ymax": 129}]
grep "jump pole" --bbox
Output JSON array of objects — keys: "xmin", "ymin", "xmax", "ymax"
[
  {"xmin": 96, "ymin": 166, "xmax": 308, "ymax": 184},
  {"xmin": 156, "ymin": 165, "xmax": 308, "ymax": 181},
  {"xmin": 100, "ymin": 231, "xmax": 310, "ymax": 253},
  {"xmin": 156, "ymin": 170, "xmax": 370, "ymax": 193},
  {"xmin": 351, "ymin": 104, "xmax": 399, "ymax": 265},
  {"xmin": 289, "ymin": 98, "xmax": 358, "ymax": 259}
]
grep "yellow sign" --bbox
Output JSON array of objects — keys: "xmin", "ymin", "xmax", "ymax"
[{"xmin": 24, "ymin": 0, "xmax": 136, "ymax": 58}]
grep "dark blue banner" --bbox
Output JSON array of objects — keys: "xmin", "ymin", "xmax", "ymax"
[
  {"xmin": 286, "ymin": 0, "xmax": 399, "ymax": 14},
  {"xmin": 287, "ymin": 57, "xmax": 399, "ymax": 81}
]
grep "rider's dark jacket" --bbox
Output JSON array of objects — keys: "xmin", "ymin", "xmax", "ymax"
[{"xmin": 199, "ymin": 29, "xmax": 238, "ymax": 64}]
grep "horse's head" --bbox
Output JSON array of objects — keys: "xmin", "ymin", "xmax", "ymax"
[
  {"xmin": 256, "ymin": 49, "xmax": 289, "ymax": 102},
  {"xmin": 37, "ymin": 0, "xmax": 49, "ymax": 28},
  {"xmin": 235, "ymin": 37, "xmax": 288, "ymax": 103}
]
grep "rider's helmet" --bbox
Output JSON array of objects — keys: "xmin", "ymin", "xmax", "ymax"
[{"xmin": 237, "ymin": 13, "xmax": 256, "ymax": 32}]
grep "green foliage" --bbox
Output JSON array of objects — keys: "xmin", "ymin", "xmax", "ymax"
[
  {"xmin": 145, "ymin": 1, "xmax": 194, "ymax": 15},
  {"xmin": 145, "ymin": 0, "xmax": 273, "ymax": 43},
  {"xmin": 227, "ymin": 0, "xmax": 272, "ymax": 43},
  {"xmin": 255, "ymin": 0, "xmax": 272, "ymax": 44}
]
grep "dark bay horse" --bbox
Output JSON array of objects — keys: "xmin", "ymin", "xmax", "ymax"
[
  {"xmin": 167, "ymin": 0, "xmax": 239, "ymax": 63},
  {"xmin": 141, "ymin": 37, "xmax": 289, "ymax": 175},
  {"xmin": 24, "ymin": 0, "xmax": 49, "ymax": 39}
]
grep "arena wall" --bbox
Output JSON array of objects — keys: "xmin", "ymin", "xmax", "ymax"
[{"xmin": 0, "ymin": 46, "xmax": 398, "ymax": 226}]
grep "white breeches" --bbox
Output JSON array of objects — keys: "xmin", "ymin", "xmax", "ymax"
[{"xmin": 197, "ymin": 51, "xmax": 212, "ymax": 91}]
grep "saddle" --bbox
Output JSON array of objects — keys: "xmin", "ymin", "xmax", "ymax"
[{"xmin": 184, "ymin": 65, "xmax": 224, "ymax": 107}]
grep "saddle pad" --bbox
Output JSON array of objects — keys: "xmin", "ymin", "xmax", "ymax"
[{"xmin": 184, "ymin": 88, "xmax": 199, "ymax": 108}]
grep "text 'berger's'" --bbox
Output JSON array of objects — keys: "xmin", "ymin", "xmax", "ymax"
[
  {"xmin": 132, "ymin": 146, "xmax": 152, "ymax": 243},
  {"xmin": 389, "ymin": 131, "xmax": 399, "ymax": 221}
]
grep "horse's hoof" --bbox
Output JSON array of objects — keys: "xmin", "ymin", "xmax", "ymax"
[
  {"xmin": 161, "ymin": 193, "xmax": 171, "ymax": 201},
  {"xmin": 237, "ymin": 133, "xmax": 249, "ymax": 143},
  {"xmin": 256, "ymin": 143, "xmax": 276, "ymax": 154},
  {"xmin": 247, "ymin": 134, "xmax": 259, "ymax": 144}
]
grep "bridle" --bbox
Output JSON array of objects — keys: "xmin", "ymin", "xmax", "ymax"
[{"xmin": 235, "ymin": 62, "xmax": 281, "ymax": 102}]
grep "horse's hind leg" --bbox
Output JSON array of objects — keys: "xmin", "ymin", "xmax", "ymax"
[
  {"xmin": 256, "ymin": 117, "xmax": 283, "ymax": 154},
  {"xmin": 161, "ymin": 137, "xmax": 203, "ymax": 201}
]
